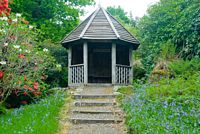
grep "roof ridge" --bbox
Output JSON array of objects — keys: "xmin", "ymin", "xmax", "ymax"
[
  {"xmin": 101, "ymin": 7, "xmax": 120, "ymax": 38},
  {"xmin": 106, "ymin": 11, "xmax": 139, "ymax": 43},
  {"xmin": 61, "ymin": 12, "xmax": 94, "ymax": 44},
  {"xmin": 79, "ymin": 7, "xmax": 101, "ymax": 38}
]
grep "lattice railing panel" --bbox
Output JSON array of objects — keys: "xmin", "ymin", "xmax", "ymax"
[
  {"xmin": 70, "ymin": 64, "xmax": 84, "ymax": 84},
  {"xmin": 116, "ymin": 64, "xmax": 131, "ymax": 84}
]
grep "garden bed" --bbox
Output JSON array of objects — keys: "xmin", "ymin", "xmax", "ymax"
[{"xmin": 0, "ymin": 91, "xmax": 67, "ymax": 134}]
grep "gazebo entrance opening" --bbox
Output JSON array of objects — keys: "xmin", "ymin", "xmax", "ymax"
[{"xmin": 88, "ymin": 43, "xmax": 111, "ymax": 83}]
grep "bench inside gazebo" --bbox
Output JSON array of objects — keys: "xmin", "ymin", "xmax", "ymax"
[{"xmin": 61, "ymin": 7, "xmax": 140, "ymax": 87}]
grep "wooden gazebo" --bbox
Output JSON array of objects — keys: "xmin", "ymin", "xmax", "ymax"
[{"xmin": 61, "ymin": 7, "xmax": 140, "ymax": 87}]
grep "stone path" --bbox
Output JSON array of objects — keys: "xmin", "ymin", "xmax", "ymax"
[{"xmin": 67, "ymin": 86, "xmax": 126, "ymax": 134}]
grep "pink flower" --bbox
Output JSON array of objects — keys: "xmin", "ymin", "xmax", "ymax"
[
  {"xmin": 24, "ymin": 85, "xmax": 33, "ymax": 91},
  {"xmin": 18, "ymin": 54, "xmax": 25, "ymax": 59},
  {"xmin": 33, "ymin": 82, "xmax": 39, "ymax": 90}
]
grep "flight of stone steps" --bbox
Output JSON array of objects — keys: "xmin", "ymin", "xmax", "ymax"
[{"xmin": 68, "ymin": 86, "xmax": 125, "ymax": 134}]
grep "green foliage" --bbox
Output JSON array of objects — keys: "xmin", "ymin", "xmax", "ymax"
[
  {"xmin": 136, "ymin": 0, "xmax": 200, "ymax": 72},
  {"xmin": 169, "ymin": 58, "xmax": 200, "ymax": 77},
  {"xmin": 156, "ymin": 41, "xmax": 176, "ymax": 61},
  {"xmin": 116, "ymin": 86, "xmax": 134, "ymax": 104},
  {"xmin": 121, "ymin": 56, "xmax": 200, "ymax": 133},
  {"xmin": 117, "ymin": 86, "xmax": 133, "ymax": 95},
  {"xmin": 133, "ymin": 66, "xmax": 146, "ymax": 81},
  {"xmin": 107, "ymin": 6, "xmax": 136, "ymax": 26},
  {"xmin": 10, "ymin": 0, "xmax": 95, "ymax": 42},
  {"xmin": 0, "ymin": 91, "xmax": 66, "ymax": 133},
  {"xmin": 0, "ymin": 103, "xmax": 7, "ymax": 114},
  {"xmin": 146, "ymin": 72, "xmax": 200, "ymax": 100},
  {"xmin": 41, "ymin": 40, "xmax": 68, "ymax": 87}
]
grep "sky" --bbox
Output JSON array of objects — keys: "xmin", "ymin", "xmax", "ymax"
[{"xmin": 81, "ymin": 0, "xmax": 159, "ymax": 20}]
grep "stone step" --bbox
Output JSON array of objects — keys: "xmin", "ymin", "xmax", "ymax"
[
  {"xmin": 71, "ymin": 106, "xmax": 122, "ymax": 114},
  {"xmin": 68, "ymin": 124, "xmax": 123, "ymax": 134},
  {"xmin": 73, "ymin": 94, "xmax": 116, "ymax": 99},
  {"xmin": 73, "ymin": 99, "xmax": 115, "ymax": 106},
  {"xmin": 70, "ymin": 113, "xmax": 123, "ymax": 124}
]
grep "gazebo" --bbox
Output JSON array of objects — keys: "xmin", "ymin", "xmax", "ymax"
[{"xmin": 61, "ymin": 7, "xmax": 140, "ymax": 87}]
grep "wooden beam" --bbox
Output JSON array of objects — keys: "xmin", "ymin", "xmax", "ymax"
[
  {"xmin": 83, "ymin": 42, "xmax": 88, "ymax": 84},
  {"xmin": 129, "ymin": 48, "xmax": 133, "ymax": 84},
  {"xmin": 112, "ymin": 43, "xmax": 116, "ymax": 84},
  {"xmin": 68, "ymin": 46, "xmax": 72, "ymax": 86}
]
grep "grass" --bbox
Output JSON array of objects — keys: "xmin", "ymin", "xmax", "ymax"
[
  {"xmin": 57, "ymin": 93, "xmax": 72, "ymax": 134},
  {"xmin": 0, "ymin": 91, "xmax": 67, "ymax": 134},
  {"xmin": 116, "ymin": 86, "xmax": 134, "ymax": 104}
]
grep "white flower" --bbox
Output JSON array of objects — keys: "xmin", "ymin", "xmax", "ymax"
[
  {"xmin": 25, "ymin": 50, "xmax": 30, "ymax": 53},
  {"xmin": 13, "ymin": 45, "xmax": 20, "ymax": 49},
  {"xmin": 0, "ymin": 61, "xmax": 6, "ymax": 65},
  {"xmin": 19, "ymin": 49, "xmax": 22, "ymax": 52},
  {"xmin": 0, "ymin": 17, "xmax": 8, "ymax": 21},
  {"xmin": 29, "ymin": 25, "xmax": 33, "ymax": 29},
  {"xmin": 16, "ymin": 13, "xmax": 22, "ymax": 17},
  {"xmin": 43, "ymin": 48, "xmax": 48, "ymax": 52},
  {"xmin": 4, "ymin": 43, "xmax": 8, "ymax": 46},
  {"xmin": 13, "ymin": 19, "xmax": 18, "ymax": 22}
]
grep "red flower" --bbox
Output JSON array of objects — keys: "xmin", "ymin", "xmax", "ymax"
[
  {"xmin": 0, "ymin": 71, "xmax": 4, "ymax": 78},
  {"xmin": 33, "ymin": 82, "xmax": 39, "ymax": 90},
  {"xmin": 32, "ymin": 91, "xmax": 38, "ymax": 97},
  {"xmin": 24, "ymin": 85, "xmax": 33, "ymax": 91},
  {"xmin": 18, "ymin": 54, "xmax": 25, "ymax": 59},
  {"xmin": 0, "ymin": 0, "xmax": 10, "ymax": 16}
]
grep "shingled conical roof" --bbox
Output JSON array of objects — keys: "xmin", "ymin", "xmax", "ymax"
[{"xmin": 61, "ymin": 7, "xmax": 140, "ymax": 47}]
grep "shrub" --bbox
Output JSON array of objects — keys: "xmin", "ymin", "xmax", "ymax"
[
  {"xmin": 41, "ymin": 40, "xmax": 68, "ymax": 87},
  {"xmin": 133, "ymin": 65, "xmax": 146, "ymax": 81},
  {"xmin": 0, "ymin": 13, "xmax": 58, "ymax": 106},
  {"xmin": 169, "ymin": 58, "xmax": 200, "ymax": 77},
  {"xmin": 146, "ymin": 72, "xmax": 200, "ymax": 100}
]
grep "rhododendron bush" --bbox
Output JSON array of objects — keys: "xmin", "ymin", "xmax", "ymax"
[
  {"xmin": 0, "ymin": 13, "xmax": 58, "ymax": 107},
  {"xmin": 0, "ymin": 0, "xmax": 10, "ymax": 16}
]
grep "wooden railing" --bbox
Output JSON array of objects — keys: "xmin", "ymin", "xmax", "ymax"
[
  {"xmin": 116, "ymin": 64, "xmax": 131, "ymax": 84},
  {"xmin": 70, "ymin": 64, "xmax": 84, "ymax": 84}
]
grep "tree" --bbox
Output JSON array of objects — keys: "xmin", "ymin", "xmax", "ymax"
[
  {"xmin": 136, "ymin": 0, "xmax": 200, "ymax": 72},
  {"xmin": 9, "ymin": 0, "xmax": 95, "ymax": 42},
  {"xmin": 107, "ymin": 6, "xmax": 135, "ymax": 26}
]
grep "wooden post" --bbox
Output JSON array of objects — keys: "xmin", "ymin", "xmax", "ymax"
[
  {"xmin": 83, "ymin": 42, "xmax": 88, "ymax": 85},
  {"xmin": 129, "ymin": 48, "xmax": 133, "ymax": 84},
  {"xmin": 112, "ymin": 43, "xmax": 116, "ymax": 84},
  {"xmin": 68, "ymin": 46, "xmax": 72, "ymax": 86}
]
